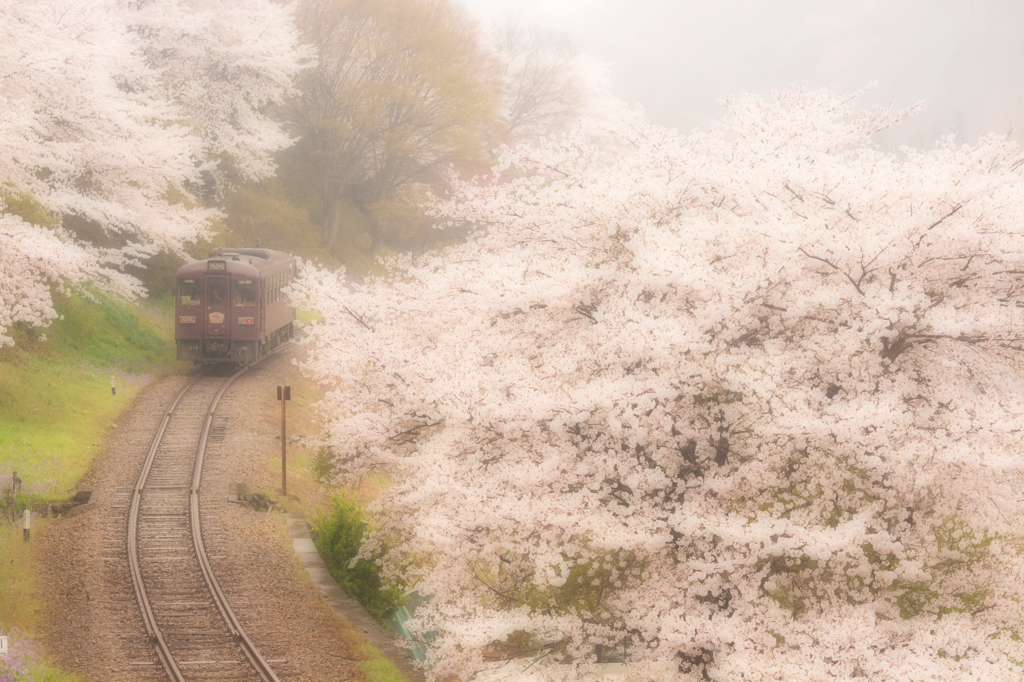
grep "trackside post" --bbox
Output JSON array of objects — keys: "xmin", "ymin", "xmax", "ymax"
[{"xmin": 278, "ymin": 386, "xmax": 291, "ymax": 496}]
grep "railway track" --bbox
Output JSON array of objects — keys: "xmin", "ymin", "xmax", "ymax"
[{"xmin": 126, "ymin": 358, "xmax": 284, "ymax": 682}]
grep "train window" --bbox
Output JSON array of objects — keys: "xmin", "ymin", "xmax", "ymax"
[
  {"xmin": 233, "ymin": 280, "xmax": 256, "ymax": 305},
  {"xmin": 179, "ymin": 279, "xmax": 201, "ymax": 306},
  {"xmin": 209, "ymin": 280, "xmax": 226, "ymax": 306}
]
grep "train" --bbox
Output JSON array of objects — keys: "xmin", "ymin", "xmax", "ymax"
[{"xmin": 175, "ymin": 247, "xmax": 296, "ymax": 365}]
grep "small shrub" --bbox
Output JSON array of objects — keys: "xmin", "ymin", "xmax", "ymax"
[
  {"xmin": 311, "ymin": 446, "xmax": 337, "ymax": 484},
  {"xmin": 313, "ymin": 495, "xmax": 405, "ymax": 624}
]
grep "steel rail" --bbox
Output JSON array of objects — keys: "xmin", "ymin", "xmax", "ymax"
[
  {"xmin": 127, "ymin": 374, "xmax": 199, "ymax": 682},
  {"xmin": 128, "ymin": 345, "xmax": 289, "ymax": 682},
  {"xmin": 189, "ymin": 360, "xmax": 282, "ymax": 682}
]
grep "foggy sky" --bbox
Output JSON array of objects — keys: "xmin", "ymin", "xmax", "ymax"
[{"xmin": 463, "ymin": 0, "xmax": 1024, "ymax": 147}]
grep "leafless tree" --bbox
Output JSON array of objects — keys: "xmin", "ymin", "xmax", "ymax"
[
  {"xmin": 495, "ymin": 19, "xmax": 585, "ymax": 142},
  {"xmin": 292, "ymin": 0, "xmax": 499, "ymax": 251}
]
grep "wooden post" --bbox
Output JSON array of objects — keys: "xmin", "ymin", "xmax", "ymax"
[{"xmin": 278, "ymin": 386, "xmax": 291, "ymax": 496}]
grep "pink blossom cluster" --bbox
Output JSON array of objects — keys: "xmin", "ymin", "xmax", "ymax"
[
  {"xmin": 0, "ymin": 215, "xmax": 86, "ymax": 346},
  {"xmin": 298, "ymin": 87, "xmax": 1024, "ymax": 681},
  {"xmin": 125, "ymin": 0, "xmax": 312, "ymax": 188},
  {"xmin": 0, "ymin": 0, "xmax": 307, "ymax": 344}
]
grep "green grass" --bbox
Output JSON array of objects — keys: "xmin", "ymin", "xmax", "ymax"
[
  {"xmin": 0, "ymin": 291, "xmax": 181, "ymax": 501},
  {"xmin": 0, "ymin": 522, "xmax": 38, "ymax": 631},
  {"xmin": 0, "ymin": 522, "xmax": 86, "ymax": 682},
  {"xmin": 356, "ymin": 642, "xmax": 409, "ymax": 682}
]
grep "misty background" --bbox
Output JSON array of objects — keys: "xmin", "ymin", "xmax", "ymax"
[{"xmin": 463, "ymin": 0, "xmax": 1024, "ymax": 148}]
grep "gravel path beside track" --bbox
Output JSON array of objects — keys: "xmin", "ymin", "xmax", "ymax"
[{"xmin": 38, "ymin": 348, "xmax": 360, "ymax": 681}]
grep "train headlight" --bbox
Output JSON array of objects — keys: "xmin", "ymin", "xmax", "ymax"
[
  {"xmin": 179, "ymin": 316, "xmax": 196, "ymax": 324},
  {"xmin": 238, "ymin": 317, "xmax": 254, "ymax": 325}
]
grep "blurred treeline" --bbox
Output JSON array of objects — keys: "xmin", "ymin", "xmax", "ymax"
[{"xmin": 142, "ymin": 0, "xmax": 589, "ymax": 294}]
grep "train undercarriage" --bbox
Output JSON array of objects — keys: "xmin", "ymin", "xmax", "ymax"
[{"xmin": 177, "ymin": 322, "xmax": 294, "ymax": 365}]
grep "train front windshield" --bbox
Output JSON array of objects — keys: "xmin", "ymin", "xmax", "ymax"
[
  {"xmin": 179, "ymin": 279, "xmax": 201, "ymax": 306},
  {"xmin": 208, "ymin": 280, "xmax": 225, "ymax": 306}
]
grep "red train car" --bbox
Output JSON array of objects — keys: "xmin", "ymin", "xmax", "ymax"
[{"xmin": 175, "ymin": 248, "xmax": 296, "ymax": 364}]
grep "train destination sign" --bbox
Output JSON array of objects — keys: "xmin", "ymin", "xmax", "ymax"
[{"xmin": 207, "ymin": 260, "xmax": 226, "ymax": 270}]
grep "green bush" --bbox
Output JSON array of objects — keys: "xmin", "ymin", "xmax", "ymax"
[
  {"xmin": 310, "ymin": 446, "xmax": 337, "ymax": 484},
  {"xmin": 313, "ymin": 495, "xmax": 405, "ymax": 624}
]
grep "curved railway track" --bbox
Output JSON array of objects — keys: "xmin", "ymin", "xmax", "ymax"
[{"xmin": 127, "ymin": 357, "xmax": 284, "ymax": 682}]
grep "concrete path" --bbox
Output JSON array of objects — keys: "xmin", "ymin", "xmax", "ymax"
[{"xmin": 285, "ymin": 511, "xmax": 426, "ymax": 682}]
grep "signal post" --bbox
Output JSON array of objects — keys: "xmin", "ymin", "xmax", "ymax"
[{"xmin": 277, "ymin": 386, "xmax": 290, "ymax": 496}]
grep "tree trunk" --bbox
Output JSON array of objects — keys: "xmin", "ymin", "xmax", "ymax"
[
  {"xmin": 322, "ymin": 191, "xmax": 341, "ymax": 251},
  {"xmin": 369, "ymin": 214, "xmax": 383, "ymax": 255}
]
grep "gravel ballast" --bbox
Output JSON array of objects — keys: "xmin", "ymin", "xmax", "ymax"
[{"xmin": 37, "ymin": 348, "xmax": 363, "ymax": 681}]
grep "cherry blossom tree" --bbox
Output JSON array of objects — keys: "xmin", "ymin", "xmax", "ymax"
[
  {"xmin": 1, "ymin": 215, "xmax": 90, "ymax": 347},
  {"xmin": 0, "ymin": 0, "xmax": 306, "ymax": 345},
  {"xmin": 0, "ymin": 1, "xmax": 208, "ymax": 241},
  {"xmin": 298, "ymin": 86, "xmax": 1024, "ymax": 681},
  {"xmin": 124, "ymin": 0, "xmax": 310, "ymax": 188}
]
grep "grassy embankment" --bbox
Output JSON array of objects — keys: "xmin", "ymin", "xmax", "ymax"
[{"xmin": 0, "ymin": 291, "xmax": 181, "ymax": 682}]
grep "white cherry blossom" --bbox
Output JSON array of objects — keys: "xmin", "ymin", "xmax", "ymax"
[
  {"xmin": 0, "ymin": 0, "xmax": 306, "ymax": 343},
  {"xmin": 299, "ymin": 87, "xmax": 1024, "ymax": 681}
]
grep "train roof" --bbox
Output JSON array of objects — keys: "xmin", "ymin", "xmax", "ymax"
[
  {"xmin": 176, "ymin": 248, "xmax": 295, "ymax": 278},
  {"xmin": 209, "ymin": 248, "xmax": 294, "ymax": 266}
]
